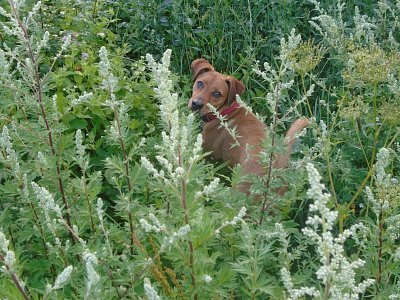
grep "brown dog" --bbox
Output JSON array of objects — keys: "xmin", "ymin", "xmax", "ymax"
[{"xmin": 188, "ymin": 59, "xmax": 309, "ymax": 195}]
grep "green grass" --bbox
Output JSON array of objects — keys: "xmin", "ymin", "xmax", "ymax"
[{"xmin": 0, "ymin": 0, "xmax": 399, "ymax": 299}]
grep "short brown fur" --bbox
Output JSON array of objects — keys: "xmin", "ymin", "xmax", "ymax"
[{"xmin": 188, "ymin": 59, "xmax": 309, "ymax": 195}]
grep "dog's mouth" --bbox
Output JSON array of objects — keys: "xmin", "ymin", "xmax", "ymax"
[
  {"xmin": 191, "ymin": 109, "xmax": 214, "ymax": 122},
  {"xmin": 201, "ymin": 112, "xmax": 215, "ymax": 122}
]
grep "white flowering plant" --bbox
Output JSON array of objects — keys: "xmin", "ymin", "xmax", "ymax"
[{"xmin": 1, "ymin": 0, "xmax": 400, "ymax": 299}]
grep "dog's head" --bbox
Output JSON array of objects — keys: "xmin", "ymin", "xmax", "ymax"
[{"xmin": 188, "ymin": 59, "xmax": 245, "ymax": 117}]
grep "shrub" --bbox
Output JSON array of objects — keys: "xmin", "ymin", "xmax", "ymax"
[{"xmin": 0, "ymin": 0, "xmax": 399, "ymax": 299}]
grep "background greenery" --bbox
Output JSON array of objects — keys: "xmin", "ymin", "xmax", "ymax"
[{"xmin": 0, "ymin": 0, "xmax": 399, "ymax": 299}]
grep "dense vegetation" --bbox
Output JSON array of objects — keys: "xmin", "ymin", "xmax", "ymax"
[{"xmin": 0, "ymin": 0, "xmax": 399, "ymax": 299}]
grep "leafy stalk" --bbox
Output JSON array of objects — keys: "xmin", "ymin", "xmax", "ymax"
[{"xmin": 8, "ymin": 0, "xmax": 75, "ymax": 243}]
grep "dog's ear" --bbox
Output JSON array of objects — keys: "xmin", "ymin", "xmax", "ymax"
[
  {"xmin": 225, "ymin": 76, "xmax": 245, "ymax": 105},
  {"xmin": 191, "ymin": 59, "xmax": 215, "ymax": 81}
]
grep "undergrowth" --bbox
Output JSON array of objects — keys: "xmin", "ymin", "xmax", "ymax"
[{"xmin": 0, "ymin": 0, "xmax": 399, "ymax": 299}]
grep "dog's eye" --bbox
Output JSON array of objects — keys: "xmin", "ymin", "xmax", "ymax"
[
  {"xmin": 213, "ymin": 92, "xmax": 222, "ymax": 98},
  {"xmin": 197, "ymin": 81, "xmax": 204, "ymax": 89}
]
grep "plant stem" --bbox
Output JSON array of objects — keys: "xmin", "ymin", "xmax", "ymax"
[
  {"xmin": 370, "ymin": 83, "xmax": 379, "ymax": 178},
  {"xmin": 177, "ymin": 146, "xmax": 197, "ymax": 299},
  {"xmin": 259, "ymin": 94, "xmax": 278, "ymax": 225},
  {"xmin": 92, "ymin": 0, "xmax": 98, "ymax": 19},
  {"xmin": 29, "ymin": 201, "xmax": 57, "ymax": 278},
  {"xmin": 8, "ymin": 0, "xmax": 76, "ymax": 244},
  {"xmin": 113, "ymin": 106, "xmax": 135, "ymax": 256},
  {"xmin": 377, "ymin": 209, "xmax": 384, "ymax": 287},
  {"xmin": 82, "ymin": 174, "xmax": 96, "ymax": 234},
  {"xmin": 259, "ymin": 66, "xmax": 284, "ymax": 224},
  {"xmin": 0, "ymin": 255, "xmax": 31, "ymax": 300}
]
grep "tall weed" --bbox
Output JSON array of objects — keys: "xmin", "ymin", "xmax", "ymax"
[{"xmin": 0, "ymin": 0, "xmax": 399, "ymax": 299}]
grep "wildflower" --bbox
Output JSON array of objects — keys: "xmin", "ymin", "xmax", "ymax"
[
  {"xmin": 375, "ymin": 148, "xmax": 391, "ymax": 186},
  {"xmin": 140, "ymin": 213, "xmax": 166, "ymax": 233},
  {"xmin": 31, "ymin": 182, "xmax": 62, "ymax": 219},
  {"xmin": 203, "ymin": 275, "xmax": 212, "ymax": 283},
  {"xmin": 343, "ymin": 45, "xmax": 400, "ymax": 86},
  {"xmin": 287, "ymin": 40, "xmax": 326, "ymax": 76},
  {"xmin": 281, "ymin": 267, "xmax": 320, "ymax": 300},
  {"xmin": 161, "ymin": 225, "xmax": 191, "ymax": 251},
  {"xmin": 292, "ymin": 163, "xmax": 376, "ymax": 299},
  {"xmin": 4, "ymin": 250, "xmax": 15, "ymax": 267},
  {"xmin": 72, "ymin": 92, "xmax": 93, "ymax": 106},
  {"xmin": 81, "ymin": 52, "xmax": 89, "ymax": 60},
  {"xmin": 353, "ymin": 6, "xmax": 376, "ymax": 44},
  {"xmin": 216, "ymin": 207, "xmax": 247, "ymax": 235},
  {"xmin": 196, "ymin": 177, "xmax": 220, "ymax": 199},
  {"xmin": 61, "ymin": 34, "xmax": 71, "ymax": 52},
  {"xmin": 83, "ymin": 250, "xmax": 100, "ymax": 299},
  {"xmin": 75, "ymin": 129, "xmax": 85, "ymax": 158},
  {"xmin": 280, "ymin": 28, "xmax": 302, "ymax": 62},
  {"xmin": 265, "ymin": 223, "xmax": 287, "ymax": 240},
  {"xmin": 46, "ymin": 266, "xmax": 73, "ymax": 293},
  {"xmin": 141, "ymin": 156, "xmax": 161, "ymax": 178},
  {"xmin": 37, "ymin": 31, "xmax": 50, "ymax": 54},
  {"xmin": 338, "ymin": 95, "xmax": 370, "ymax": 120},
  {"xmin": 0, "ymin": 231, "xmax": 15, "ymax": 269},
  {"xmin": 146, "ymin": 49, "xmax": 179, "ymax": 132},
  {"xmin": 0, "ymin": 126, "xmax": 20, "ymax": 178},
  {"xmin": 190, "ymin": 133, "xmax": 203, "ymax": 163},
  {"xmin": 99, "ymin": 46, "xmax": 118, "ymax": 94},
  {"xmin": 143, "ymin": 278, "xmax": 161, "ymax": 300}
]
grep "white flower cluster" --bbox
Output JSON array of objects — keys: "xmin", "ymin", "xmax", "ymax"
[
  {"xmin": 37, "ymin": 151, "xmax": 47, "ymax": 168},
  {"xmin": 143, "ymin": 278, "xmax": 161, "ymax": 300},
  {"xmin": 353, "ymin": 6, "xmax": 376, "ymax": 44},
  {"xmin": 304, "ymin": 163, "xmax": 337, "ymax": 230},
  {"xmin": 195, "ymin": 177, "xmax": 220, "ymax": 199},
  {"xmin": 281, "ymin": 267, "xmax": 320, "ymax": 300},
  {"xmin": 265, "ymin": 223, "xmax": 287, "ymax": 242},
  {"xmin": 160, "ymin": 224, "xmax": 191, "ymax": 251},
  {"xmin": 215, "ymin": 206, "xmax": 247, "ymax": 236},
  {"xmin": 31, "ymin": 182, "xmax": 62, "ymax": 217},
  {"xmin": 375, "ymin": 148, "xmax": 392, "ymax": 186},
  {"xmin": 235, "ymin": 94, "xmax": 253, "ymax": 116},
  {"xmin": 366, "ymin": 148, "xmax": 399, "ymax": 218},
  {"xmin": 0, "ymin": 126, "xmax": 21, "ymax": 178},
  {"xmin": 309, "ymin": 0, "xmax": 347, "ymax": 51},
  {"xmin": 71, "ymin": 92, "xmax": 93, "ymax": 106},
  {"xmin": 286, "ymin": 163, "xmax": 375, "ymax": 299},
  {"xmin": 83, "ymin": 250, "xmax": 100, "ymax": 300},
  {"xmin": 146, "ymin": 49, "xmax": 179, "ymax": 132},
  {"xmin": 96, "ymin": 198, "xmax": 112, "ymax": 255},
  {"xmin": 280, "ymin": 28, "xmax": 302, "ymax": 62},
  {"xmin": 36, "ymin": 30, "xmax": 49, "ymax": 57},
  {"xmin": 99, "ymin": 46, "xmax": 118, "ymax": 95},
  {"xmin": 46, "ymin": 265, "xmax": 73, "ymax": 294},
  {"xmin": 0, "ymin": 48, "xmax": 11, "ymax": 81},
  {"xmin": 253, "ymin": 30, "xmax": 302, "ymax": 117},
  {"xmin": 75, "ymin": 129, "xmax": 89, "ymax": 172},
  {"xmin": 144, "ymin": 50, "xmax": 201, "ymax": 189},
  {"xmin": 191, "ymin": 133, "xmax": 203, "ymax": 164},
  {"xmin": 0, "ymin": 230, "xmax": 16, "ymax": 269},
  {"xmin": 31, "ymin": 182, "xmax": 63, "ymax": 233},
  {"xmin": 309, "ymin": 119, "xmax": 331, "ymax": 160},
  {"xmin": 203, "ymin": 274, "xmax": 212, "ymax": 283},
  {"xmin": 139, "ymin": 213, "xmax": 166, "ymax": 233}
]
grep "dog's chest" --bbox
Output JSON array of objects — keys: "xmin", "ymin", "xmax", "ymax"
[{"xmin": 202, "ymin": 120, "xmax": 239, "ymax": 163}]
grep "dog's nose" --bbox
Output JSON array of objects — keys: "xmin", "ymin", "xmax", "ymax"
[{"xmin": 191, "ymin": 99, "xmax": 204, "ymax": 111}]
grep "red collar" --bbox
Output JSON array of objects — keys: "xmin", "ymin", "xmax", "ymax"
[{"xmin": 202, "ymin": 102, "xmax": 240, "ymax": 122}]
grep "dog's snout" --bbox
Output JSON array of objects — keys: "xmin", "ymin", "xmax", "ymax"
[{"xmin": 191, "ymin": 99, "xmax": 204, "ymax": 111}]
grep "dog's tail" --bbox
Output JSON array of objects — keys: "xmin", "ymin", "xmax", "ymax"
[{"xmin": 273, "ymin": 118, "xmax": 309, "ymax": 169}]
